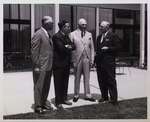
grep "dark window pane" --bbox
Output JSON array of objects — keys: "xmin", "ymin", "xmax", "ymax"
[
  {"xmin": 114, "ymin": 10, "xmax": 134, "ymax": 25},
  {"xmin": 115, "ymin": 28, "xmax": 134, "ymax": 55},
  {"xmin": 59, "ymin": 5, "xmax": 71, "ymax": 23},
  {"xmin": 4, "ymin": 24, "xmax": 31, "ymax": 72},
  {"xmin": 115, "ymin": 18, "xmax": 134, "ymax": 25},
  {"xmin": 4, "ymin": 24, "xmax": 10, "ymax": 52},
  {"xmin": 99, "ymin": 8, "xmax": 112, "ymax": 24},
  {"xmin": 20, "ymin": 5, "xmax": 30, "ymax": 20},
  {"xmin": 4, "ymin": 23, "xmax": 9, "ymax": 32},
  {"xmin": 135, "ymin": 11, "xmax": 140, "ymax": 25},
  {"xmin": 4, "ymin": 4, "xmax": 10, "ymax": 19},
  {"xmin": 20, "ymin": 24, "xmax": 32, "ymax": 69},
  {"xmin": 114, "ymin": 10, "xmax": 134, "ymax": 18},
  {"xmin": 10, "ymin": 4, "xmax": 19, "ymax": 19},
  {"xmin": 134, "ymin": 31, "xmax": 140, "ymax": 56},
  {"xmin": 115, "ymin": 29, "xmax": 124, "ymax": 40},
  {"xmin": 20, "ymin": 24, "xmax": 31, "ymax": 54},
  {"xmin": 10, "ymin": 24, "xmax": 19, "ymax": 51}
]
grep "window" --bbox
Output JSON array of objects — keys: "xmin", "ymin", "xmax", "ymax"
[
  {"xmin": 99, "ymin": 8, "xmax": 112, "ymax": 24},
  {"xmin": 59, "ymin": 5, "xmax": 72, "ymax": 23},
  {"xmin": 113, "ymin": 9, "xmax": 140, "ymax": 57},
  {"xmin": 4, "ymin": 4, "xmax": 31, "ymax": 72}
]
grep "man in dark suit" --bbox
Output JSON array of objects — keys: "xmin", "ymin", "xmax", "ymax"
[
  {"xmin": 95, "ymin": 21, "xmax": 121, "ymax": 105},
  {"xmin": 31, "ymin": 16, "xmax": 53, "ymax": 114},
  {"xmin": 52, "ymin": 20, "xmax": 75, "ymax": 110}
]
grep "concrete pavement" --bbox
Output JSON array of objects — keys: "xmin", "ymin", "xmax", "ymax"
[{"xmin": 3, "ymin": 67, "xmax": 147, "ymax": 115}]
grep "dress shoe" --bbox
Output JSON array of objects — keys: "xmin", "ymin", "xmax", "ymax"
[
  {"xmin": 98, "ymin": 98, "xmax": 109, "ymax": 103},
  {"xmin": 73, "ymin": 96, "xmax": 79, "ymax": 102},
  {"xmin": 42, "ymin": 104, "xmax": 53, "ymax": 111},
  {"xmin": 84, "ymin": 97, "xmax": 96, "ymax": 102},
  {"xmin": 56, "ymin": 104, "xmax": 64, "ymax": 110},
  {"xmin": 34, "ymin": 107, "xmax": 44, "ymax": 114},
  {"xmin": 63, "ymin": 100, "xmax": 72, "ymax": 105}
]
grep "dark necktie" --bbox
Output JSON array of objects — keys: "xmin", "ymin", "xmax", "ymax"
[
  {"xmin": 48, "ymin": 32, "xmax": 51, "ymax": 39},
  {"xmin": 81, "ymin": 31, "xmax": 85, "ymax": 38},
  {"xmin": 64, "ymin": 35, "xmax": 69, "ymax": 43},
  {"xmin": 48, "ymin": 33, "xmax": 52, "ymax": 46}
]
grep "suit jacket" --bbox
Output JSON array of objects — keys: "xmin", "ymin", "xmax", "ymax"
[
  {"xmin": 96, "ymin": 31, "xmax": 121, "ymax": 56},
  {"xmin": 52, "ymin": 31, "xmax": 75, "ymax": 69},
  {"xmin": 31, "ymin": 27, "xmax": 53, "ymax": 71},
  {"xmin": 95, "ymin": 31, "xmax": 121, "ymax": 65},
  {"xmin": 70, "ymin": 29, "xmax": 94, "ymax": 67}
]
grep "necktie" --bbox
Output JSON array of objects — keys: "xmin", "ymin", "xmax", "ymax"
[
  {"xmin": 81, "ymin": 31, "xmax": 85, "ymax": 38},
  {"xmin": 48, "ymin": 33, "xmax": 52, "ymax": 46},
  {"xmin": 48, "ymin": 32, "xmax": 51, "ymax": 39},
  {"xmin": 64, "ymin": 35, "xmax": 69, "ymax": 43}
]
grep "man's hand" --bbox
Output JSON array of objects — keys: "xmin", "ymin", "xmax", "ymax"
[
  {"xmin": 90, "ymin": 62, "xmax": 95, "ymax": 68},
  {"xmin": 101, "ymin": 46, "xmax": 109, "ymax": 50},
  {"xmin": 34, "ymin": 67, "xmax": 40, "ymax": 72},
  {"xmin": 65, "ymin": 44, "xmax": 69, "ymax": 48},
  {"xmin": 65, "ymin": 44, "xmax": 72, "ymax": 49}
]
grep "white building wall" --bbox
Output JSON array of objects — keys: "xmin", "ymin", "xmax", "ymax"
[
  {"xmin": 96, "ymin": 7, "xmax": 99, "ymax": 38},
  {"xmin": 0, "ymin": 4, "xmax": 3, "ymax": 120},
  {"xmin": 54, "ymin": 4, "xmax": 59, "ymax": 33},
  {"xmin": 31, "ymin": 4, "xmax": 35, "ymax": 37},
  {"xmin": 139, "ymin": 4, "xmax": 145, "ymax": 68},
  {"xmin": 147, "ymin": 3, "xmax": 150, "ymax": 118}
]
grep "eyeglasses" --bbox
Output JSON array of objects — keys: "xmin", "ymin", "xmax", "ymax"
[
  {"xmin": 81, "ymin": 24, "xmax": 87, "ymax": 26},
  {"xmin": 99, "ymin": 26, "xmax": 105, "ymax": 29}
]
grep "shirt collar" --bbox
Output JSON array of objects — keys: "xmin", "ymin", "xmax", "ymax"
[{"xmin": 77, "ymin": 28, "xmax": 86, "ymax": 33}]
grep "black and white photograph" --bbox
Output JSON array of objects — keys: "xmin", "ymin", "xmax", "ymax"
[{"xmin": 0, "ymin": 1, "xmax": 150, "ymax": 120}]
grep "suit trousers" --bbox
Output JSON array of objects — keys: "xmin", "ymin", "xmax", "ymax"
[
  {"xmin": 74, "ymin": 53, "xmax": 91, "ymax": 97},
  {"xmin": 96, "ymin": 56, "xmax": 118, "ymax": 102},
  {"xmin": 53, "ymin": 66, "xmax": 70, "ymax": 105},
  {"xmin": 33, "ymin": 70, "xmax": 52, "ymax": 108}
]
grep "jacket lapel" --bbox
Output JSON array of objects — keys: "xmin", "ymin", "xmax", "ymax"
[
  {"xmin": 58, "ymin": 31, "xmax": 67, "ymax": 45},
  {"xmin": 41, "ymin": 28, "xmax": 53, "ymax": 46},
  {"xmin": 100, "ymin": 31, "xmax": 110, "ymax": 45}
]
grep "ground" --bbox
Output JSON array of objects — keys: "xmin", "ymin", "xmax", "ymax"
[{"xmin": 3, "ymin": 97, "xmax": 147, "ymax": 119}]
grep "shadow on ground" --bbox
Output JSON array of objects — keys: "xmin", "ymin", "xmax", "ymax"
[
  {"xmin": 3, "ymin": 97, "xmax": 147, "ymax": 119},
  {"xmin": 30, "ymin": 93, "xmax": 101, "ymax": 110}
]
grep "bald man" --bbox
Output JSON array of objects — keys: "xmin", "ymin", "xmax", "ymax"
[
  {"xmin": 95, "ymin": 21, "xmax": 121, "ymax": 105},
  {"xmin": 31, "ymin": 16, "xmax": 53, "ymax": 114},
  {"xmin": 70, "ymin": 18, "xmax": 95, "ymax": 102}
]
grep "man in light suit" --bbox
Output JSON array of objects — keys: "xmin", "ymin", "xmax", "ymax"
[
  {"xmin": 70, "ymin": 18, "xmax": 95, "ymax": 102},
  {"xmin": 31, "ymin": 16, "xmax": 53, "ymax": 114},
  {"xmin": 95, "ymin": 21, "xmax": 121, "ymax": 106}
]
